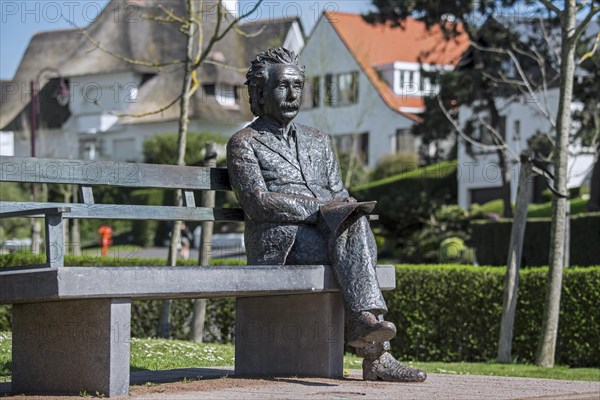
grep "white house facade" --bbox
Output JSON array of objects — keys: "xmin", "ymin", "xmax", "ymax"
[
  {"xmin": 295, "ymin": 12, "xmax": 468, "ymax": 168},
  {"xmin": 457, "ymin": 88, "xmax": 595, "ymax": 208}
]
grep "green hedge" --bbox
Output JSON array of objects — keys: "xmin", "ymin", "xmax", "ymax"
[
  {"xmin": 471, "ymin": 213, "xmax": 600, "ymax": 266},
  {"xmin": 1, "ymin": 259, "xmax": 597, "ymax": 367},
  {"xmin": 352, "ymin": 161, "xmax": 458, "ymax": 251},
  {"xmin": 0, "ymin": 255, "xmax": 244, "ymax": 342},
  {"xmin": 385, "ymin": 265, "xmax": 600, "ymax": 367}
]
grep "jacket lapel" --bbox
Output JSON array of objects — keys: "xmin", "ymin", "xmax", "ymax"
[
  {"xmin": 254, "ymin": 126, "xmax": 301, "ymax": 171},
  {"xmin": 295, "ymin": 128, "xmax": 311, "ymax": 179}
]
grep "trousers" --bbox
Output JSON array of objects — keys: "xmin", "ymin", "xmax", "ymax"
[{"xmin": 286, "ymin": 211, "xmax": 387, "ymax": 315}]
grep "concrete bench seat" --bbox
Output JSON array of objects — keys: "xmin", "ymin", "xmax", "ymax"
[
  {"xmin": 0, "ymin": 156, "xmax": 395, "ymax": 397},
  {"xmin": 0, "ymin": 264, "xmax": 395, "ymax": 303}
]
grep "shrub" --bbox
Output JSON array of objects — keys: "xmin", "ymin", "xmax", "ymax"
[
  {"xmin": 336, "ymin": 152, "xmax": 370, "ymax": 188},
  {"xmin": 143, "ymin": 132, "xmax": 226, "ymax": 166},
  {"xmin": 370, "ymin": 152, "xmax": 419, "ymax": 181},
  {"xmin": 471, "ymin": 213, "xmax": 600, "ymax": 266},
  {"xmin": 0, "ymin": 182, "xmax": 32, "ymax": 242},
  {"xmin": 385, "ymin": 264, "xmax": 600, "ymax": 367},
  {"xmin": 395, "ymin": 206, "xmax": 471, "ymax": 263},
  {"xmin": 352, "ymin": 161, "xmax": 458, "ymax": 256},
  {"xmin": 439, "ymin": 237, "xmax": 466, "ymax": 263}
]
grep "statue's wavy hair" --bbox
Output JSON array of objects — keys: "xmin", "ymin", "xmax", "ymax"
[{"xmin": 245, "ymin": 47, "xmax": 305, "ymax": 117}]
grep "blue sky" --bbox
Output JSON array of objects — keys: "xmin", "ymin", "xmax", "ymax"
[{"xmin": 0, "ymin": 0, "xmax": 374, "ymax": 80}]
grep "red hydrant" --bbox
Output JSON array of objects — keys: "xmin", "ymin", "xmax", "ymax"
[{"xmin": 98, "ymin": 225, "xmax": 113, "ymax": 257}]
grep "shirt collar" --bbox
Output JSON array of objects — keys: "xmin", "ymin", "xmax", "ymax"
[{"xmin": 258, "ymin": 116, "xmax": 295, "ymax": 141}]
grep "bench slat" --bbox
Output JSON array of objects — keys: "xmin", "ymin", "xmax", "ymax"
[
  {"xmin": 0, "ymin": 201, "xmax": 244, "ymax": 221},
  {"xmin": 0, "ymin": 156, "xmax": 232, "ymax": 191}
]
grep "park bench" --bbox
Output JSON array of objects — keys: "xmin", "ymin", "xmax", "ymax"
[{"xmin": 0, "ymin": 156, "xmax": 395, "ymax": 397}]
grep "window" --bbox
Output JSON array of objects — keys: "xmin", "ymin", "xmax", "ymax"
[
  {"xmin": 513, "ymin": 119, "xmax": 521, "ymax": 142},
  {"xmin": 332, "ymin": 132, "xmax": 369, "ymax": 164},
  {"xmin": 79, "ymin": 138, "xmax": 98, "ymax": 160},
  {"xmin": 325, "ymin": 72, "xmax": 359, "ymax": 107},
  {"xmin": 395, "ymin": 129, "xmax": 415, "ymax": 153},
  {"xmin": 301, "ymin": 76, "xmax": 320, "ymax": 109},
  {"xmin": 203, "ymin": 83, "xmax": 240, "ymax": 107},
  {"xmin": 395, "ymin": 69, "xmax": 437, "ymax": 96}
]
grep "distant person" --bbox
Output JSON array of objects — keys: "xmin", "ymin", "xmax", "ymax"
[{"xmin": 180, "ymin": 223, "xmax": 192, "ymax": 260}]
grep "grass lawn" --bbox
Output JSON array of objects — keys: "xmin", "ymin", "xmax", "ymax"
[{"xmin": 0, "ymin": 333, "xmax": 598, "ymax": 383}]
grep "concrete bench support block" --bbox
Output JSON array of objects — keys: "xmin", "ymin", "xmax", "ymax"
[
  {"xmin": 235, "ymin": 293, "xmax": 344, "ymax": 378},
  {"xmin": 12, "ymin": 298, "xmax": 131, "ymax": 397}
]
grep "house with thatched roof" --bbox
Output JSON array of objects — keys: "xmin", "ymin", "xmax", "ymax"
[{"xmin": 0, "ymin": 0, "xmax": 304, "ymax": 161}]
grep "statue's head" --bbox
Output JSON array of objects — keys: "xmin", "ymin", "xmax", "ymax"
[{"xmin": 246, "ymin": 47, "xmax": 305, "ymax": 125}]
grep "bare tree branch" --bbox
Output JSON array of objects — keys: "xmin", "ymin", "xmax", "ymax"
[
  {"xmin": 538, "ymin": 17, "xmax": 562, "ymax": 66},
  {"xmin": 505, "ymin": 48, "xmax": 556, "ymax": 129},
  {"xmin": 481, "ymin": 71, "xmax": 529, "ymax": 87},
  {"xmin": 192, "ymin": 0, "xmax": 264, "ymax": 70},
  {"xmin": 436, "ymin": 95, "xmax": 508, "ymax": 152},
  {"xmin": 63, "ymin": 15, "xmax": 184, "ymax": 68},
  {"xmin": 470, "ymin": 41, "xmax": 557, "ymax": 130},
  {"xmin": 158, "ymin": 4, "xmax": 189, "ymax": 25},
  {"xmin": 574, "ymin": 4, "xmax": 600, "ymax": 42},
  {"xmin": 477, "ymin": 115, "xmax": 519, "ymax": 161},
  {"xmin": 204, "ymin": 59, "xmax": 247, "ymax": 72},
  {"xmin": 234, "ymin": 24, "xmax": 267, "ymax": 38},
  {"xmin": 578, "ymin": 32, "xmax": 600, "ymax": 63},
  {"xmin": 539, "ymin": 0, "xmax": 562, "ymax": 15},
  {"xmin": 92, "ymin": 94, "xmax": 183, "ymax": 118}
]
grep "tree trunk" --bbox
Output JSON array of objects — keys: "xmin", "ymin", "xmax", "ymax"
[
  {"xmin": 498, "ymin": 160, "xmax": 532, "ymax": 363},
  {"xmin": 536, "ymin": 1, "xmax": 577, "ymax": 368},
  {"xmin": 71, "ymin": 184, "xmax": 81, "ymax": 257},
  {"xmin": 497, "ymin": 148, "xmax": 514, "ymax": 218},
  {"xmin": 588, "ymin": 143, "xmax": 600, "ymax": 212},
  {"xmin": 191, "ymin": 142, "xmax": 217, "ymax": 342},
  {"xmin": 159, "ymin": 0, "xmax": 197, "ymax": 339},
  {"xmin": 486, "ymin": 93, "xmax": 513, "ymax": 218}
]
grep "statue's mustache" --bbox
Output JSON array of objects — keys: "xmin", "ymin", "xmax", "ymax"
[{"xmin": 280, "ymin": 101, "xmax": 300, "ymax": 110}]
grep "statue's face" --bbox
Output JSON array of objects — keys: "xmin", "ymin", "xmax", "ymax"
[{"xmin": 262, "ymin": 64, "xmax": 304, "ymax": 125}]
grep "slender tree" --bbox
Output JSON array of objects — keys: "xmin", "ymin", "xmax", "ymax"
[
  {"xmin": 69, "ymin": 0, "xmax": 263, "ymax": 338},
  {"xmin": 366, "ymin": 0, "xmax": 599, "ymax": 367}
]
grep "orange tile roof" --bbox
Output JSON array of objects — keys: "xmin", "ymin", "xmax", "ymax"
[
  {"xmin": 391, "ymin": 95, "xmax": 426, "ymax": 110},
  {"xmin": 324, "ymin": 12, "xmax": 470, "ymax": 118}
]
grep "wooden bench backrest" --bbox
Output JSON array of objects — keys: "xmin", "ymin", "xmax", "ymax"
[{"xmin": 0, "ymin": 156, "xmax": 244, "ymax": 222}]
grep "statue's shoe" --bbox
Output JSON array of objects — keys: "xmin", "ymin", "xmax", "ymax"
[
  {"xmin": 347, "ymin": 312, "xmax": 397, "ymax": 348},
  {"xmin": 363, "ymin": 352, "xmax": 427, "ymax": 382}
]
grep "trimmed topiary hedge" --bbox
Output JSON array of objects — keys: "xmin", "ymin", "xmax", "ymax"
[
  {"xmin": 386, "ymin": 264, "xmax": 600, "ymax": 367},
  {"xmin": 1, "ymin": 259, "xmax": 597, "ymax": 367},
  {"xmin": 471, "ymin": 213, "xmax": 600, "ymax": 266},
  {"xmin": 0, "ymin": 254, "xmax": 243, "ymax": 342},
  {"xmin": 352, "ymin": 161, "xmax": 458, "ymax": 256}
]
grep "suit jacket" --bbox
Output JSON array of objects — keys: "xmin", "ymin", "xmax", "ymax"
[{"xmin": 227, "ymin": 117, "xmax": 348, "ymax": 264}]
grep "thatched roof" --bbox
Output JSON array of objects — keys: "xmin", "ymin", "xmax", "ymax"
[{"xmin": 1, "ymin": 0, "xmax": 301, "ymax": 129}]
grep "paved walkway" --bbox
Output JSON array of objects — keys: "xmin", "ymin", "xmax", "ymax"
[
  {"xmin": 4, "ymin": 367, "xmax": 597, "ymax": 399},
  {"xmin": 128, "ymin": 368, "xmax": 599, "ymax": 400}
]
